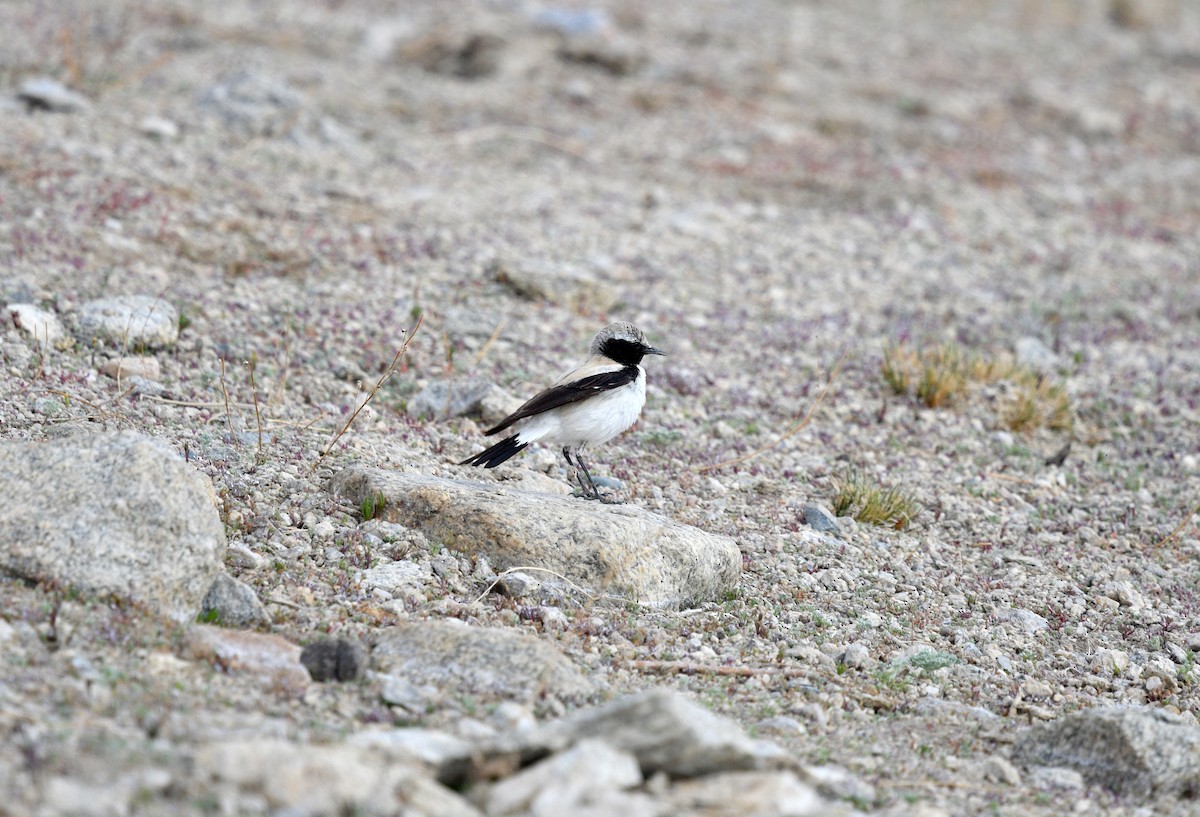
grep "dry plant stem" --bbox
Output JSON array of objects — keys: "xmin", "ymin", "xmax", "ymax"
[
  {"xmin": 219, "ymin": 358, "xmax": 236, "ymax": 446},
  {"xmin": 699, "ymin": 351, "xmax": 846, "ymax": 473},
  {"xmin": 445, "ymin": 125, "xmax": 590, "ymax": 163},
  {"xmin": 471, "ymin": 317, "xmax": 507, "ymax": 368},
  {"xmin": 271, "ymin": 307, "xmax": 292, "ymax": 411},
  {"xmin": 470, "ymin": 565, "xmax": 598, "ymax": 607},
  {"xmin": 1151, "ymin": 501, "xmax": 1200, "ymax": 550},
  {"xmin": 247, "ymin": 360, "xmax": 264, "ymax": 456},
  {"xmin": 311, "ymin": 313, "xmax": 423, "ymax": 472},
  {"xmin": 626, "ymin": 659, "xmax": 819, "ymax": 680},
  {"xmin": 145, "ymin": 396, "xmax": 257, "ymax": 410}
]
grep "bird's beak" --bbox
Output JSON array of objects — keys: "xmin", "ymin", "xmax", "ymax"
[{"xmin": 645, "ymin": 345, "xmax": 667, "ymax": 357}]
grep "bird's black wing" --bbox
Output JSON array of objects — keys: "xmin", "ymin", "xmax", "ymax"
[{"xmin": 485, "ymin": 366, "xmax": 638, "ymax": 435}]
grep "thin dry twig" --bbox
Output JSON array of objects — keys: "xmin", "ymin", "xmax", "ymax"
[
  {"xmin": 471, "ymin": 316, "xmax": 507, "ymax": 368},
  {"xmin": 1151, "ymin": 501, "xmax": 1200, "ymax": 550},
  {"xmin": 470, "ymin": 565, "xmax": 598, "ymax": 607},
  {"xmin": 444, "ymin": 125, "xmax": 590, "ymax": 162},
  {"xmin": 625, "ymin": 658, "xmax": 820, "ymax": 680},
  {"xmin": 271, "ymin": 307, "xmax": 292, "ymax": 411},
  {"xmin": 219, "ymin": 358, "xmax": 236, "ymax": 445},
  {"xmin": 310, "ymin": 314, "xmax": 423, "ymax": 472},
  {"xmin": 699, "ymin": 351, "xmax": 846, "ymax": 473},
  {"xmin": 143, "ymin": 396, "xmax": 257, "ymax": 410},
  {"xmin": 247, "ymin": 359, "xmax": 264, "ymax": 457}
]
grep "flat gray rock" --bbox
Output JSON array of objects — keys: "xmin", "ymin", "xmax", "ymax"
[
  {"xmin": 77, "ymin": 296, "xmax": 180, "ymax": 350},
  {"xmin": 486, "ymin": 738, "xmax": 642, "ymax": 817},
  {"xmin": 0, "ymin": 432, "xmax": 225, "ymax": 622},
  {"xmin": 668, "ymin": 771, "xmax": 827, "ymax": 817},
  {"xmin": 1014, "ymin": 706, "xmax": 1200, "ymax": 797},
  {"xmin": 406, "ymin": 378, "xmax": 519, "ymax": 424},
  {"xmin": 491, "ymin": 257, "xmax": 619, "ymax": 312},
  {"xmin": 538, "ymin": 689, "xmax": 776, "ymax": 778},
  {"xmin": 194, "ymin": 738, "xmax": 481, "ymax": 817},
  {"xmin": 18, "ymin": 77, "xmax": 91, "ymax": 112},
  {"xmin": 331, "ymin": 468, "xmax": 740, "ymax": 610},
  {"xmin": 372, "ymin": 619, "xmax": 596, "ymax": 705},
  {"xmin": 7, "ymin": 303, "xmax": 71, "ymax": 350},
  {"xmin": 200, "ymin": 573, "xmax": 269, "ymax": 628}
]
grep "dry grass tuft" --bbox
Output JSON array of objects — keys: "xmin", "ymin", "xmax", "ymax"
[
  {"xmin": 883, "ymin": 341, "xmax": 1073, "ymax": 433},
  {"xmin": 832, "ymin": 470, "xmax": 921, "ymax": 530},
  {"xmin": 1003, "ymin": 377, "xmax": 1074, "ymax": 433}
]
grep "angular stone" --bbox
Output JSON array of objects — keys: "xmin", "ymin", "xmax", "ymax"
[
  {"xmin": 668, "ymin": 771, "xmax": 826, "ymax": 817},
  {"xmin": 492, "ymin": 258, "xmax": 618, "ymax": 312},
  {"xmin": 184, "ymin": 626, "xmax": 309, "ymax": 690},
  {"xmin": 487, "ymin": 739, "xmax": 642, "ymax": 817},
  {"xmin": 1014, "ymin": 706, "xmax": 1200, "ymax": 796},
  {"xmin": 373, "ymin": 619, "xmax": 595, "ymax": 705},
  {"xmin": 406, "ymin": 378, "xmax": 520, "ymax": 425},
  {"xmin": 18, "ymin": 77, "xmax": 91, "ymax": 112},
  {"xmin": 99, "ymin": 356, "xmax": 162, "ymax": 382},
  {"xmin": 801, "ymin": 504, "xmax": 840, "ymax": 535},
  {"xmin": 7, "ymin": 303, "xmax": 71, "ymax": 350},
  {"xmin": 0, "ymin": 432, "xmax": 225, "ymax": 622},
  {"xmin": 200, "ymin": 573, "xmax": 269, "ymax": 628},
  {"xmin": 348, "ymin": 728, "xmax": 473, "ymax": 785},
  {"xmin": 194, "ymin": 739, "xmax": 481, "ymax": 817},
  {"xmin": 331, "ymin": 468, "xmax": 740, "ymax": 610},
  {"xmin": 538, "ymin": 689, "xmax": 774, "ymax": 778},
  {"xmin": 361, "ymin": 560, "xmax": 432, "ymax": 595},
  {"xmin": 77, "ymin": 296, "xmax": 180, "ymax": 350}
]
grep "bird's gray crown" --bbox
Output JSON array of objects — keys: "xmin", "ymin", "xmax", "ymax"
[
  {"xmin": 589, "ymin": 321, "xmax": 647, "ymax": 355},
  {"xmin": 590, "ymin": 322, "xmax": 665, "ymax": 366}
]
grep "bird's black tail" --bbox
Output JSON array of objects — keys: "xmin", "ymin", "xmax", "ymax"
[{"xmin": 459, "ymin": 436, "xmax": 528, "ymax": 468}]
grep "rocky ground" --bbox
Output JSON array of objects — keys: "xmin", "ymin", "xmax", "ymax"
[{"xmin": 3, "ymin": 0, "xmax": 1200, "ymax": 814}]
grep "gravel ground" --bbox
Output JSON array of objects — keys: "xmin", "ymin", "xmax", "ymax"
[{"xmin": 3, "ymin": 0, "xmax": 1200, "ymax": 814}]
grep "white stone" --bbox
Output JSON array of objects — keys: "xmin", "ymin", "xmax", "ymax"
[
  {"xmin": 7, "ymin": 303, "xmax": 70, "ymax": 350},
  {"xmin": 77, "ymin": 296, "xmax": 180, "ymax": 350},
  {"xmin": 487, "ymin": 739, "xmax": 642, "ymax": 817},
  {"xmin": 100, "ymin": 356, "xmax": 161, "ymax": 381}
]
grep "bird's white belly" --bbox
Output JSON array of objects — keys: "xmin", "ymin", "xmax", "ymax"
[{"xmin": 516, "ymin": 376, "xmax": 646, "ymax": 449}]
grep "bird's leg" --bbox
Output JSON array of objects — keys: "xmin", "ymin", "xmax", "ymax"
[
  {"xmin": 562, "ymin": 447, "xmax": 592, "ymax": 498},
  {"xmin": 575, "ymin": 451, "xmax": 617, "ymax": 503}
]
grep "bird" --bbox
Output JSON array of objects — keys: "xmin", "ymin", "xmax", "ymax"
[{"xmin": 459, "ymin": 321, "xmax": 666, "ymax": 501}]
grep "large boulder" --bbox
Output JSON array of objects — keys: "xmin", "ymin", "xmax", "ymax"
[
  {"xmin": 0, "ymin": 432, "xmax": 225, "ymax": 622},
  {"xmin": 331, "ymin": 468, "xmax": 740, "ymax": 610}
]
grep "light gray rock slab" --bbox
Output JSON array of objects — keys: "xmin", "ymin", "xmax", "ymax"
[
  {"xmin": 1014, "ymin": 706, "xmax": 1200, "ymax": 796},
  {"xmin": 362, "ymin": 559, "xmax": 432, "ymax": 594},
  {"xmin": 348, "ymin": 728, "xmax": 473, "ymax": 785},
  {"xmin": 200, "ymin": 573, "xmax": 269, "ymax": 628},
  {"xmin": 797, "ymin": 763, "xmax": 876, "ymax": 805},
  {"xmin": 538, "ymin": 689, "xmax": 776, "ymax": 778},
  {"xmin": 0, "ymin": 432, "xmax": 225, "ymax": 622},
  {"xmin": 802, "ymin": 504, "xmax": 840, "ymax": 535},
  {"xmin": 184, "ymin": 625, "xmax": 309, "ymax": 689},
  {"xmin": 7, "ymin": 303, "xmax": 71, "ymax": 349},
  {"xmin": 77, "ymin": 296, "xmax": 180, "ymax": 350},
  {"xmin": 492, "ymin": 257, "xmax": 619, "ymax": 312},
  {"xmin": 487, "ymin": 738, "xmax": 642, "ymax": 817},
  {"xmin": 99, "ymin": 355, "xmax": 162, "ymax": 382},
  {"xmin": 331, "ymin": 468, "xmax": 740, "ymax": 610},
  {"xmin": 406, "ymin": 378, "xmax": 520, "ymax": 424},
  {"xmin": 18, "ymin": 77, "xmax": 91, "ymax": 112},
  {"xmin": 668, "ymin": 770, "xmax": 827, "ymax": 817},
  {"xmin": 372, "ymin": 618, "xmax": 596, "ymax": 705},
  {"xmin": 194, "ymin": 739, "xmax": 481, "ymax": 817}
]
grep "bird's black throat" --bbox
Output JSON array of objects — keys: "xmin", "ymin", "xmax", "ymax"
[{"xmin": 600, "ymin": 337, "xmax": 649, "ymax": 366}]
